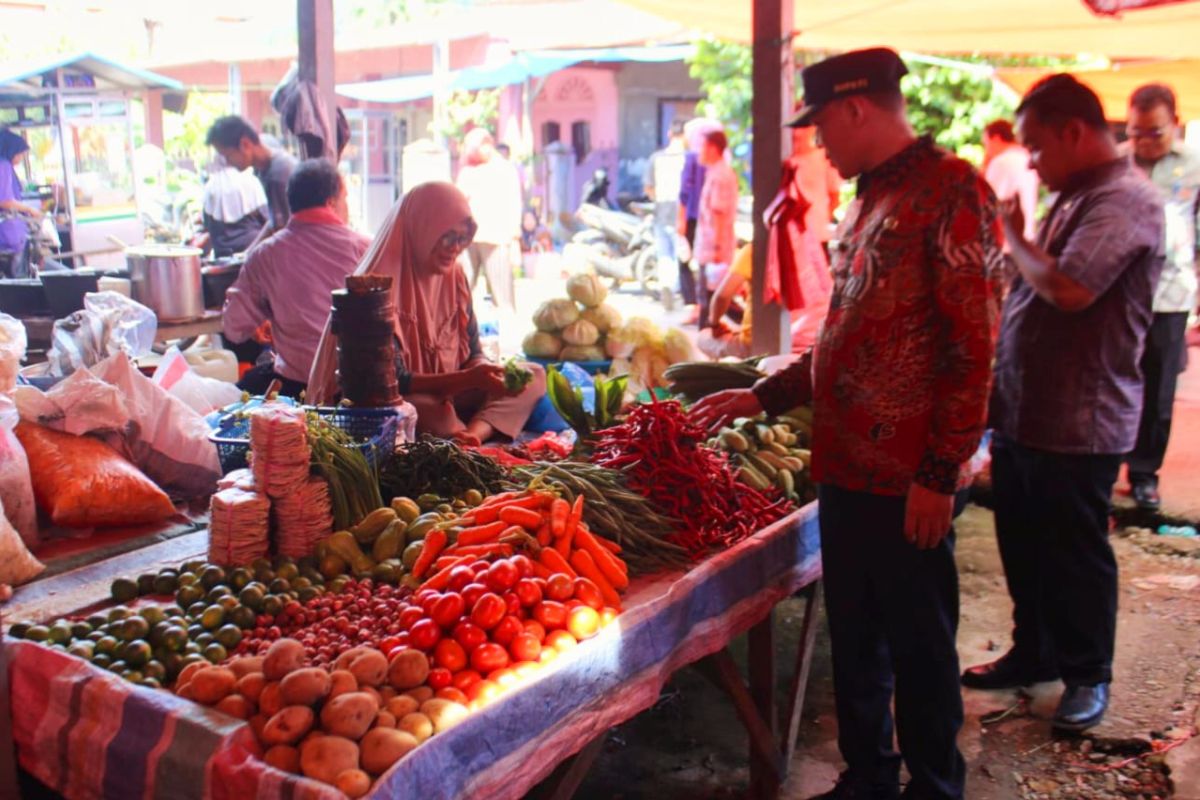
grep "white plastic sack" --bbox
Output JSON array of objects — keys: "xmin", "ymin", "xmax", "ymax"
[
  {"xmin": 152, "ymin": 347, "xmax": 242, "ymax": 415},
  {"xmin": 45, "ymin": 292, "xmax": 157, "ymax": 378},
  {"xmin": 83, "ymin": 291, "xmax": 157, "ymax": 357},
  {"xmin": 0, "ymin": 495, "xmax": 43, "ymax": 587},
  {"xmin": 0, "ymin": 396, "xmax": 37, "ymax": 546},
  {"xmin": 0, "ymin": 313, "xmax": 27, "ymax": 396}
]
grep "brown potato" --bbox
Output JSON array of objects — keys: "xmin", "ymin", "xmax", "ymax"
[
  {"xmin": 359, "ymin": 727, "xmax": 419, "ymax": 775},
  {"xmin": 419, "ymin": 698, "xmax": 469, "ymax": 734},
  {"xmin": 236, "ymin": 673, "xmax": 266, "ymax": 704},
  {"xmin": 227, "ymin": 656, "xmax": 265, "ymax": 679},
  {"xmin": 263, "ymin": 638, "xmax": 306, "ymax": 681},
  {"xmin": 189, "ymin": 667, "xmax": 237, "ymax": 706},
  {"xmin": 320, "ymin": 692, "xmax": 377, "ymax": 740},
  {"xmin": 262, "ymin": 705, "xmax": 315, "ymax": 746},
  {"xmin": 263, "ymin": 744, "xmax": 300, "ymax": 774},
  {"xmin": 387, "ymin": 649, "xmax": 429, "ymax": 690},
  {"xmin": 215, "ymin": 693, "xmax": 254, "ymax": 720},
  {"xmin": 335, "ymin": 768, "xmax": 372, "ymax": 798},
  {"xmin": 176, "ymin": 660, "xmax": 207, "ymax": 689},
  {"xmin": 280, "ymin": 667, "xmax": 332, "ymax": 707},
  {"xmin": 402, "ymin": 686, "xmax": 434, "ymax": 704},
  {"xmin": 299, "ymin": 735, "xmax": 360, "ymax": 786},
  {"xmin": 379, "ymin": 686, "xmax": 397, "ymax": 703},
  {"xmin": 328, "ymin": 669, "xmax": 359, "ymax": 700},
  {"xmin": 258, "ymin": 682, "xmax": 284, "ymax": 717},
  {"xmin": 347, "ymin": 649, "xmax": 388, "ymax": 687},
  {"xmin": 385, "ymin": 695, "xmax": 419, "ymax": 720},
  {"xmin": 334, "ymin": 646, "xmax": 374, "ymax": 673},
  {"xmin": 373, "ymin": 710, "xmax": 396, "ymax": 729},
  {"xmin": 397, "ymin": 712, "xmax": 433, "ymax": 743},
  {"xmin": 248, "ymin": 713, "xmax": 269, "ymax": 740},
  {"xmin": 359, "ymin": 686, "xmax": 383, "ymax": 709}
]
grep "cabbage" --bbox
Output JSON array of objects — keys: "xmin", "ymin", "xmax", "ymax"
[
  {"xmin": 608, "ymin": 317, "xmax": 663, "ymax": 350},
  {"xmin": 522, "ymin": 331, "xmax": 564, "ymax": 358},
  {"xmin": 560, "ymin": 345, "xmax": 607, "ymax": 362},
  {"xmin": 566, "ymin": 273, "xmax": 608, "ymax": 308},
  {"xmin": 580, "ymin": 304, "xmax": 622, "ymax": 335},
  {"xmin": 532, "ymin": 299, "xmax": 580, "ymax": 332},
  {"xmin": 663, "ymin": 327, "xmax": 695, "ymax": 364},
  {"xmin": 561, "ymin": 319, "xmax": 600, "ymax": 346}
]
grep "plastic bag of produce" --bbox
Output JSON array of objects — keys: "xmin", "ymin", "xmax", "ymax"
[
  {"xmin": 0, "ymin": 396, "xmax": 37, "ymax": 546},
  {"xmin": 0, "ymin": 313, "xmax": 26, "ymax": 396},
  {"xmin": 151, "ymin": 346, "xmax": 242, "ymax": 415},
  {"xmin": 0, "ymin": 494, "xmax": 43, "ymax": 586},
  {"xmin": 15, "ymin": 420, "xmax": 176, "ymax": 528},
  {"xmin": 44, "ymin": 292, "xmax": 156, "ymax": 378}
]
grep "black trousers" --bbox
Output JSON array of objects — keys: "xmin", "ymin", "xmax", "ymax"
[
  {"xmin": 678, "ymin": 217, "xmax": 699, "ymax": 306},
  {"xmin": 818, "ymin": 485, "xmax": 965, "ymax": 800},
  {"xmin": 1127, "ymin": 311, "xmax": 1189, "ymax": 483},
  {"xmin": 237, "ymin": 361, "xmax": 306, "ymax": 400},
  {"xmin": 991, "ymin": 435, "xmax": 1121, "ymax": 685}
]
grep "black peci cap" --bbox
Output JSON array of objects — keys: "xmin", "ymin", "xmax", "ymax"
[{"xmin": 786, "ymin": 48, "xmax": 909, "ymax": 128}]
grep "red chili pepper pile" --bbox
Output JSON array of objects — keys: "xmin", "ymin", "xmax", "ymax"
[{"xmin": 591, "ymin": 399, "xmax": 791, "ymax": 558}]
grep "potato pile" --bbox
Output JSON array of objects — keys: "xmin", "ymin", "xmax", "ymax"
[{"xmin": 177, "ymin": 638, "xmax": 463, "ymax": 796}]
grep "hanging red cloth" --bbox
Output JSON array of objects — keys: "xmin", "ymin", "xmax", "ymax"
[{"xmin": 763, "ymin": 160, "xmax": 831, "ymax": 312}]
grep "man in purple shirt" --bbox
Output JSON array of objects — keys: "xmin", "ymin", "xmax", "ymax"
[{"xmin": 963, "ymin": 75, "xmax": 1164, "ymax": 733}]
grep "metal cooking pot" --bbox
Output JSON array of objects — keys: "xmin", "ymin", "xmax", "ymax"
[{"xmin": 125, "ymin": 245, "xmax": 204, "ymax": 322}]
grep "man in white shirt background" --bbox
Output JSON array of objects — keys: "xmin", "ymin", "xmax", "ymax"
[{"xmin": 983, "ymin": 119, "xmax": 1039, "ymax": 241}]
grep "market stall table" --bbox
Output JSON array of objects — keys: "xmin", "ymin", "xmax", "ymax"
[
  {"xmin": 4, "ymin": 502, "xmax": 822, "ymax": 800},
  {"xmin": 21, "ymin": 309, "xmax": 225, "ymax": 353}
]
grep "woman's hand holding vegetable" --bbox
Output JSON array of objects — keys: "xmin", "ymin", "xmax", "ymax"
[
  {"xmin": 461, "ymin": 361, "xmax": 509, "ymax": 396},
  {"xmin": 690, "ymin": 388, "xmax": 764, "ymax": 433}
]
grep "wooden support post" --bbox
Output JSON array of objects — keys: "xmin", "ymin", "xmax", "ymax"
[
  {"xmin": 782, "ymin": 581, "xmax": 822, "ymax": 769},
  {"xmin": 749, "ymin": 0, "xmax": 795, "ymax": 356},
  {"xmin": 748, "ymin": 609, "xmax": 780, "ymax": 797},
  {"xmin": 296, "ymin": 0, "xmax": 336, "ymax": 161},
  {"xmin": 697, "ymin": 649, "xmax": 784, "ymax": 791},
  {"xmin": 143, "ymin": 90, "xmax": 164, "ymax": 149}
]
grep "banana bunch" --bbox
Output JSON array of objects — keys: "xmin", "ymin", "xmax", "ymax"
[
  {"xmin": 664, "ymin": 360, "xmax": 765, "ymax": 402},
  {"xmin": 707, "ymin": 407, "xmax": 816, "ymax": 504}
]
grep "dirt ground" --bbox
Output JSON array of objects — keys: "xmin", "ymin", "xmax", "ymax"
[{"xmin": 573, "ymin": 505, "xmax": 1200, "ymax": 800}]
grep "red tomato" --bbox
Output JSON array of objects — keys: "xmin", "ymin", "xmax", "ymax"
[
  {"xmin": 488, "ymin": 667, "xmax": 519, "ymax": 688},
  {"xmin": 451, "ymin": 669, "xmax": 482, "ymax": 691},
  {"xmin": 398, "ymin": 606, "xmax": 424, "ymax": 632},
  {"xmin": 467, "ymin": 679, "xmax": 501, "ymax": 707},
  {"xmin": 567, "ymin": 605, "xmax": 601, "ymax": 641},
  {"xmin": 461, "ymin": 582, "xmax": 489, "ymax": 608},
  {"xmin": 511, "ymin": 660, "xmax": 541, "ymax": 680},
  {"xmin": 509, "ymin": 631, "xmax": 541, "ymax": 662},
  {"xmin": 427, "ymin": 667, "xmax": 453, "ymax": 690},
  {"xmin": 485, "ymin": 560, "xmax": 520, "ymax": 593},
  {"xmin": 514, "ymin": 578, "xmax": 543, "ymax": 608},
  {"xmin": 436, "ymin": 686, "xmax": 470, "ymax": 705},
  {"xmin": 413, "ymin": 588, "xmax": 438, "ymax": 606},
  {"xmin": 572, "ymin": 578, "xmax": 604, "ymax": 611},
  {"xmin": 447, "ymin": 566, "xmax": 476, "ymax": 593},
  {"xmin": 431, "ymin": 592, "xmax": 466, "ymax": 629},
  {"xmin": 565, "ymin": 599, "xmax": 584, "ymax": 611},
  {"xmin": 545, "ymin": 573, "xmax": 574, "ymax": 602},
  {"xmin": 537, "ymin": 646, "xmax": 559, "ymax": 665},
  {"xmin": 471, "ymin": 593, "xmax": 507, "ymax": 631},
  {"xmin": 533, "ymin": 600, "xmax": 568, "ymax": 630},
  {"xmin": 379, "ymin": 636, "xmax": 403, "ymax": 655},
  {"xmin": 452, "ymin": 621, "xmax": 488, "ymax": 653},
  {"xmin": 545, "ymin": 629, "xmax": 578, "ymax": 653},
  {"xmin": 470, "ymin": 642, "xmax": 510, "ymax": 674},
  {"xmin": 433, "ymin": 639, "xmax": 468, "ymax": 672},
  {"xmin": 503, "ymin": 592, "xmax": 523, "ymax": 618},
  {"xmin": 599, "ymin": 607, "xmax": 619, "ymax": 627},
  {"xmin": 532, "ymin": 577, "xmax": 549, "ymax": 593},
  {"xmin": 510, "ymin": 554, "xmax": 535, "ymax": 579},
  {"xmin": 408, "ymin": 618, "xmax": 442, "ymax": 651},
  {"xmin": 522, "ymin": 620, "xmax": 547, "ymax": 642},
  {"xmin": 418, "ymin": 592, "xmax": 443, "ymax": 615},
  {"xmin": 469, "ymin": 560, "xmax": 491, "ymax": 576},
  {"xmin": 491, "ymin": 615, "xmax": 523, "ymax": 647}
]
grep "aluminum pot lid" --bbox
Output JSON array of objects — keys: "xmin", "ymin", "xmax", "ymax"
[{"xmin": 125, "ymin": 244, "xmax": 203, "ymax": 257}]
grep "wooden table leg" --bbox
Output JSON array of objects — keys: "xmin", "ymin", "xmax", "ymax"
[
  {"xmin": 538, "ymin": 731, "xmax": 607, "ymax": 800},
  {"xmin": 782, "ymin": 581, "xmax": 822, "ymax": 768},
  {"xmin": 748, "ymin": 609, "xmax": 780, "ymax": 798},
  {"xmin": 696, "ymin": 649, "xmax": 784, "ymax": 788}
]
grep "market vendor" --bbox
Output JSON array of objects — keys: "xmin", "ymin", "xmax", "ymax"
[
  {"xmin": 199, "ymin": 154, "xmax": 268, "ymax": 258},
  {"xmin": 307, "ymin": 182, "xmax": 545, "ymax": 445},
  {"xmin": 206, "ymin": 115, "xmax": 297, "ymax": 251},
  {"xmin": 693, "ymin": 49, "xmax": 1003, "ymax": 800},
  {"xmin": 223, "ymin": 159, "xmax": 371, "ymax": 397},
  {"xmin": 0, "ymin": 130, "xmax": 41, "ymax": 278}
]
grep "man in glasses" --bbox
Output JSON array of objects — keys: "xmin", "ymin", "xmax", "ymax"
[{"xmin": 1123, "ymin": 83, "xmax": 1200, "ymax": 511}]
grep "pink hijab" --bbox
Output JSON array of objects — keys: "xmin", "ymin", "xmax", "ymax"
[{"xmin": 307, "ymin": 182, "xmax": 475, "ymax": 404}]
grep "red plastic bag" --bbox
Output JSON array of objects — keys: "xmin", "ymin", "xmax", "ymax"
[{"xmin": 15, "ymin": 421, "xmax": 176, "ymax": 529}]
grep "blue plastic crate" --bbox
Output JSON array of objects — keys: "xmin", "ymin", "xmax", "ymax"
[{"xmin": 209, "ymin": 405, "xmax": 398, "ymax": 474}]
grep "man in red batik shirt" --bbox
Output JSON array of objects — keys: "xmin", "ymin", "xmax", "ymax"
[{"xmin": 694, "ymin": 49, "xmax": 1004, "ymax": 800}]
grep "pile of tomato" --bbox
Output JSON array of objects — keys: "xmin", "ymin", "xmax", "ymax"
[{"xmin": 235, "ymin": 555, "xmax": 618, "ymax": 705}]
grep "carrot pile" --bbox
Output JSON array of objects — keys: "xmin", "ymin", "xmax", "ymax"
[{"xmin": 418, "ymin": 490, "xmax": 629, "ymax": 608}]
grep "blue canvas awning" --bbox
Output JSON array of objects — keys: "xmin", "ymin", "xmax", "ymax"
[
  {"xmin": 0, "ymin": 52, "xmax": 184, "ymax": 95},
  {"xmin": 337, "ymin": 44, "xmax": 693, "ymax": 104}
]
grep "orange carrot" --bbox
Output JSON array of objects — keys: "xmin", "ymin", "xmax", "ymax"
[
  {"xmin": 411, "ymin": 529, "xmax": 447, "ymax": 579},
  {"xmin": 440, "ymin": 543, "xmax": 513, "ymax": 559},
  {"xmin": 595, "ymin": 535, "xmax": 622, "ymax": 554},
  {"xmin": 455, "ymin": 521, "xmax": 508, "ymax": 547},
  {"xmin": 570, "ymin": 550, "xmax": 622, "ymax": 608},
  {"xmin": 574, "ymin": 528, "xmax": 629, "ymax": 590},
  {"xmin": 499, "ymin": 505, "xmax": 544, "ymax": 530},
  {"xmin": 469, "ymin": 493, "xmax": 544, "ymax": 523},
  {"xmin": 565, "ymin": 495, "xmax": 585, "ymax": 539},
  {"xmin": 535, "ymin": 522, "xmax": 552, "ymax": 547},
  {"xmin": 422, "ymin": 555, "xmax": 477, "ymax": 590},
  {"xmin": 549, "ymin": 497, "xmax": 570, "ymax": 538},
  {"xmin": 532, "ymin": 562, "xmax": 553, "ymax": 580},
  {"xmin": 539, "ymin": 547, "xmax": 577, "ymax": 579}
]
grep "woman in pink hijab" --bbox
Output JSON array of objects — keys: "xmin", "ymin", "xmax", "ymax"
[{"xmin": 308, "ymin": 182, "xmax": 545, "ymax": 444}]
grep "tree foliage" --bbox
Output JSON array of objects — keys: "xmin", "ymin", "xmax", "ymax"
[{"xmin": 429, "ymin": 88, "xmax": 502, "ymax": 145}]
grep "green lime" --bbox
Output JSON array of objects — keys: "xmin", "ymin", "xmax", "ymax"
[
  {"xmin": 199, "ymin": 605, "xmax": 225, "ymax": 630},
  {"xmin": 268, "ymin": 578, "xmax": 290, "ymax": 595},
  {"xmin": 292, "ymin": 576, "xmax": 312, "ymax": 591},
  {"xmin": 136, "ymin": 574, "xmax": 157, "ymax": 596},
  {"xmin": 228, "ymin": 568, "xmax": 252, "ymax": 591},
  {"xmin": 319, "ymin": 554, "xmax": 348, "ymax": 580},
  {"xmin": 119, "ymin": 616, "xmax": 149, "ymax": 642},
  {"xmin": 153, "ymin": 573, "xmax": 178, "ymax": 595},
  {"xmin": 162, "ymin": 605, "xmax": 185, "ymax": 619},
  {"xmin": 47, "ymin": 622, "xmax": 72, "ymax": 645},
  {"xmin": 253, "ymin": 567, "xmax": 276, "ymax": 584},
  {"xmin": 111, "ymin": 579, "xmax": 138, "ymax": 603},
  {"xmin": 186, "ymin": 623, "xmax": 204, "ymax": 639},
  {"xmin": 181, "ymin": 559, "xmax": 206, "ymax": 574},
  {"xmin": 176, "ymin": 571, "xmax": 198, "ymax": 587},
  {"xmin": 122, "ymin": 670, "xmax": 144, "ymax": 684},
  {"xmin": 329, "ymin": 576, "xmax": 350, "ymax": 594},
  {"xmin": 237, "ymin": 585, "xmax": 264, "ymax": 611},
  {"xmin": 228, "ymin": 606, "xmax": 256, "ymax": 630},
  {"xmin": 140, "ymin": 677, "xmax": 161, "ymax": 689},
  {"xmin": 275, "ymin": 562, "xmax": 299, "ymax": 582},
  {"xmin": 67, "ymin": 641, "xmax": 95, "ymax": 660},
  {"xmin": 206, "ymin": 586, "xmax": 232, "ymax": 604},
  {"xmin": 194, "ymin": 632, "xmax": 214, "ymax": 648},
  {"xmin": 215, "ymin": 624, "xmax": 242, "ymax": 649},
  {"xmin": 94, "ymin": 635, "xmax": 119, "ymax": 656},
  {"xmin": 401, "ymin": 541, "xmax": 423, "ymax": 570},
  {"xmin": 181, "ymin": 653, "xmax": 206, "ymax": 668},
  {"xmin": 122, "ymin": 640, "xmax": 152, "ymax": 667},
  {"xmin": 160, "ymin": 652, "xmax": 184, "ymax": 679},
  {"xmin": 400, "ymin": 574, "xmax": 421, "ymax": 591},
  {"xmin": 300, "ymin": 566, "xmax": 324, "ymax": 586},
  {"xmin": 186, "ymin": 601, "xmax": 208, "ymax": 619},
  {"xmin": 91, "ymin": 653, "xmax": 112, "ymax": 669},
  {"xmin": 107, "ymin": 606, "xmax": 132, "ymax": 623},
  {"xmin": 372, "ymin": 562, "xmax": 397, "ymax": 584},
  {"xmin": 139, "ymin": 606, "xmax": 166, "ymax": 627},
  {"xmin": 148, "ymin": 621, "xmax": 173, "ymax": 646},
  {"xmin": 86, "ymin": 631, "xmax": 106, "ymax": 643},
  {"xmin": 216, "ymin": 596, "xmax": 239, "ymax": 612},
  {"xmin": 7, "ymin": 621, "xmax": 31, "ymax": 638},
  {"xmin": 162, "ymin": 626, "xmax": 188, "ymax": 652},
  {"xmin": 143, "ymin": 660, "xmax": 166, "ymax": 682},
  {"xmin": 198, "ymin": 566, "xmax": 226, "ymax": 590},
  {"xmin": 86, "ymin": 614, "xmax": 108, "ymax": 629},
  {"xmin": 261, "ymin": 595, "xmax": 283, "ymax": 617},
  {"xmin": 183, "ymin": 642, "xmax": 202, "ymax": 656},
  {"xmin": 297, "ymin": 587, "xmax": 320, "ymax": 603},
  {"xmin": 176, "ymin": 585, "xmax": 204, "ymax": 609},
  {"xmin": 202, "ymin": 643, "xmax": 228, "ymax": 663},
  {"xmin": 70, "ymin": 621, "xmax": 93, "ymax": 639},
  {"xmin": 107, "ymin": 660, "xmax": 127, "ymax": 673}
]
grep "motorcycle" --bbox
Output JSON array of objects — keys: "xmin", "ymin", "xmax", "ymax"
[{"xmin": 564, "ymin": 200, "xmax": 659, "ymax": 294}]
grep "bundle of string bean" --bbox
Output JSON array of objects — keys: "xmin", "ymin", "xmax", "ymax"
[
  {"xmin": 306, "ymin": 413, "xmax": 382, "ymax": 531},
  {"xmin": 380, "ymin": 436, "xmax": 509, "ymax": 501},
  {"xmin": 508, "ymin": 461, "xmax": 690, "ymax": 573}
]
